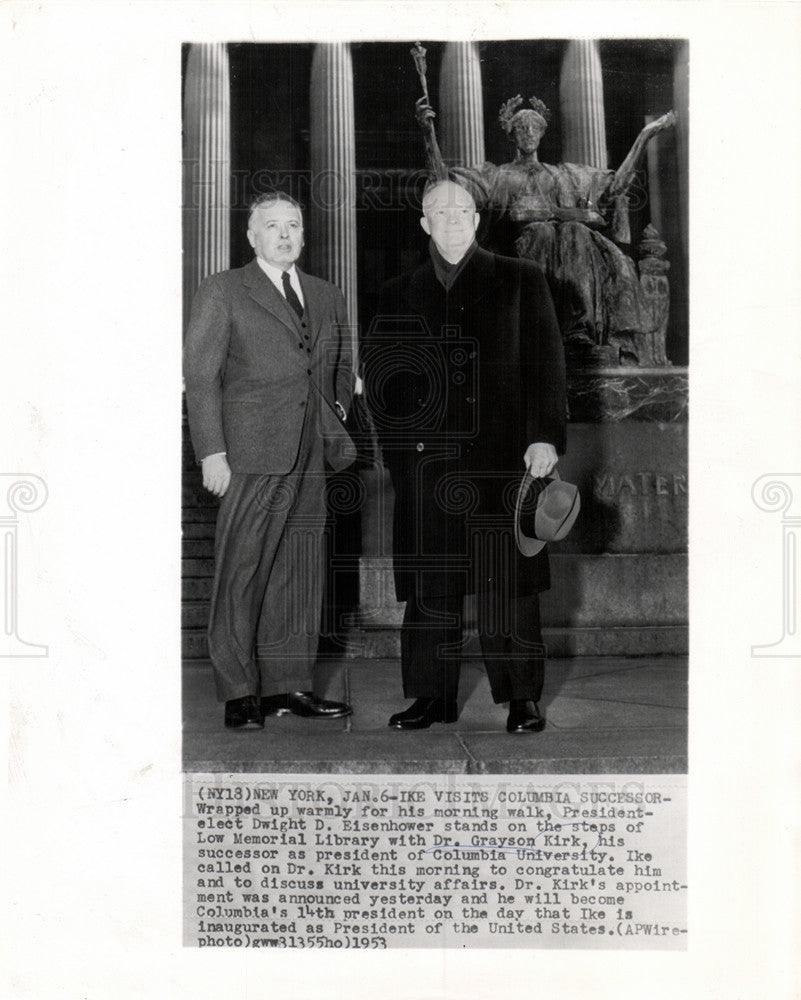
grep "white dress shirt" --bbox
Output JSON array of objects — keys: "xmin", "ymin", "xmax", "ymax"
[{"xmin": 256, "ymin": 257, "xmax": 305, "ymax": 309}]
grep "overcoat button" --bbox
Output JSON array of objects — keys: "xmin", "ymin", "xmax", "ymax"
[{"xmin": 416, "ymin": 442, "xmax": 425, "ymax": 452}]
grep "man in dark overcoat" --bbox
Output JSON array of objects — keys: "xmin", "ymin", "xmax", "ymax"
[
  {"xmin": 364, "ymin": 179, "xmax": 567, "ymax": 733},
  {"xmin": 184, "ymin": 192, "xmax": 356, "ymax": 729}
]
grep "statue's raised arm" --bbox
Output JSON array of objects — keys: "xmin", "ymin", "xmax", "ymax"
[
  {"xmin": 408, "ymin": 44, "xmax": 676, "ymax": 367},
  {"xmin": 411, "ymin": 43, "xmax": 448, "ymax": 180},
  {"xmin": 610, "ymin": 110, "xmax": 677, "ymax": 197},
  {"xmin": 414, "ymin": 96, "xmax": 447, "ymax": 180}
]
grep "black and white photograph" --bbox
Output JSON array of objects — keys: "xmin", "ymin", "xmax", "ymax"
[
  {"xmin": 181, "ymin": 39, "xmax": 689, "ymax": 778},
  {"xmin": 3, "ymin": 0, "xmax": 801, "ymax": 994},
  {"xmin": 179, "ymin": 37, "xmax": 691, "ymax": 952}
]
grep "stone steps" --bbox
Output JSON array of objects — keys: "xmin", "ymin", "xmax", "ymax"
[{"xmin": 181, "ymin": 620, "xmax": 688, "ymax": 660}]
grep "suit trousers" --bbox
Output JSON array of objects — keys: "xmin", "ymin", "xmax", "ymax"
[
  {"xmin": 207, "ymin": 413, "xmax": 327, "ymax": 702},
  {"xmin": 400, "ymin": 585, "xmax": 546, "ymax": 704}
]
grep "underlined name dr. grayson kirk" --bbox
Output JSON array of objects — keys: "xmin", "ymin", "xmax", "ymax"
[{"xmin": 183, "ymin": 775, "xmax": 686, "ymax": 949}]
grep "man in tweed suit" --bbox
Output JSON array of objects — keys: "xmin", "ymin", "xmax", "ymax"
[{"xmin": 184, "ymin": 192, "xmax": 356, "ymax": 729}]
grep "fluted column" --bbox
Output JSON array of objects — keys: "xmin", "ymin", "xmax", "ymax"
[
  {"xmin": 309, "ymin": 43, "xmax": 358, "ymax": 357},
  {"xmin": 673, "ymin": 42, "xmax": 689, "ymax": 268},
  {"xmin": 182, "ymin": 43, "xmax": 231, "ymax": 330},
  {"xmin": 645, "ymin": 114, "xmax": 664, "ymax": 233},
  {"xmin": 559, "ymin": 39, "xmax": 607, "ymax": 169},
  {"xmin": 439, "ymin": 42, "xmax": 485, "ymax": 167}
]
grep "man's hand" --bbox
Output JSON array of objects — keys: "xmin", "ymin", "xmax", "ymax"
[
  {"xmin": 523, "ymin": 442, "xmax": 558, "ymax": 479},
  {"xmin": 202, "ymin": 453, "xmax": 232, "ymax": 497}
]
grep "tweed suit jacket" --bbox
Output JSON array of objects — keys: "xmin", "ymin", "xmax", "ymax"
[{"xmin": 184, "ymin": 258, "xmax": 356, "ymax": 475}]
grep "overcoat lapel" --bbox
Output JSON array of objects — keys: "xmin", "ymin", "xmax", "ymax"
[
  {"xmin": 406, "ymin": 246, "xmax": 504, "ymax": 324},
  {"xmin": 407, "ymin": 262, "xmax": 443, "ymax": 333},
  {"xmin": 459, "ymin": 247, "xmax": 504, "ymax": 305}
]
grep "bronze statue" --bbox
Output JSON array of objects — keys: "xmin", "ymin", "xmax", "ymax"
[{"xmin": 410, "ymin": 45, "xmax": 676, "ymax": 366}]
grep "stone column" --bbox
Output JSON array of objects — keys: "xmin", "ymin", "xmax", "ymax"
[
  {"xmin": 645, "ymin": 114, "xmax": 664, "ymax": 234},
  {"xmin": 559, "ymin": 39, "xmax": 607, "ymax": 169},
  {"xmin": 182, "ymin": 43, "xmax": 231, "ymax": 330},
  {"xmin": 309, "ymin": 44, "xmax": 362, "ymax": 639},
  {"xmin": 439, "ymin": 42, "xmax": 485, "ymax": 167},
  {"xmin": 309, "ymin": 43, "xmax": 358, "ymax": 356},
  {"xmin": 672, "ymin": 41, "xmax": 689, "ymax": 270},
  {"xmin": 0, "ymin": 475, "xmax": 48, "ymax": 657}
]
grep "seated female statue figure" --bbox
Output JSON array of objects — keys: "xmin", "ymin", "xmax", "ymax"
[{"xmin": 418, "ymin": 95, "xmax": 675, "ymax": 362}]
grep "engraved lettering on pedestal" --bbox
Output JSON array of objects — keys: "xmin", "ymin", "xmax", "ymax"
[
  {"xmin": 592, "ymin": 472, "xmax": 687, "ymax": 498},
  {"xmin": 0, "ymin": 474, "xmax": 48, "ymax": 657}
]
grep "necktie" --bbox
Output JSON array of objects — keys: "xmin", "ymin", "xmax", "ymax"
[{"xmin": 281, "ymin": 270, "xmax": 304, "ymax": 319}]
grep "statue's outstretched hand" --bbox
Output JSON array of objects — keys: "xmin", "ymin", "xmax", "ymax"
[
  {"xmin": 646, "ymin": 110, "xmax": 676, "ymax": 135},
  {"xmin": 415, "ymin": 96, "xmax": 436, "ymax": 128}
]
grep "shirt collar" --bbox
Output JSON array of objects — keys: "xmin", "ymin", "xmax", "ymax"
[{"xmin": 256, "ymin": 257, "xmax": 298, "ymax": 286}]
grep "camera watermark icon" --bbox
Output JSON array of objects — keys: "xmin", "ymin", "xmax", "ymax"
[
  {"xmin": 751, "ymin": 474, "xmax": 801, "ymax": 658},
  {"xmin": 0, "ymin": 474, "xmax": 48, "ymax": 657}
]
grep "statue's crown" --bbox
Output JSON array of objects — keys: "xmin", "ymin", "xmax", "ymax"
[{"xmin": 498, "ymin": 95, "xmax": 551, "ymax": 133}]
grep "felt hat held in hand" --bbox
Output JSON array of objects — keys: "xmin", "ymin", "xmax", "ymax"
[{"xmin": 514, "ymin": 469, "xmax": 580, "ymax": 557}]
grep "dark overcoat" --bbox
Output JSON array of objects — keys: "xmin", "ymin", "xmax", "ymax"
[
  {"xmin": 183, "ymin": 258, "xmax": 355, "ymax": 474},
  {"xmin": 364, "ymin": 246, "xmax": 566, "ymax": 601}
]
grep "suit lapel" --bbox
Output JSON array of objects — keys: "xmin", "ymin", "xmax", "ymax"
[{"xmin": 242, "ymin": 258, "xmax": 300, "ymax": 337}]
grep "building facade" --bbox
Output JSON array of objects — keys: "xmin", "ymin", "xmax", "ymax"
[{"xmin": 182, "ymin": 40, "xmax": 689, "ymax": 660}]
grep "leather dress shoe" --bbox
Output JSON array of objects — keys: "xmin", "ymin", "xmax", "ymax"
[
  {"xmin": 224, "ymin": 695, "xmax": 264, "ymax": 729},
  {"xmin": 388, "ymin": 698, "xmax": 458, "ymax": 730},
  {"xmin": 261, "ymin": 691, "xmax": 352, "ymax": 719},
  {"xmin": 506, "ymin": 699, "xmax": 545, "ymax": 734}
]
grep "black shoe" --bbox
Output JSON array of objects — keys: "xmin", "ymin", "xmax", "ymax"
[
  {"xmin": 224, "ymin": 695, "xmax": 264, "ymax": 729},
  {"xmin": 388, "ymin": 698, "xmax": 458, "ymax": 730},
  {"xmin": 261, "ymin": 691, "xmax": 352, "ymax": 719},
  {"xmin": 506, "ymin": 699, "xmax": 545, "ymax": 733}
]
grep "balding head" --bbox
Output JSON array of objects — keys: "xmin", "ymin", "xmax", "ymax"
[{"xmin": 420, "ymin": 180, "xmax": 480, "ymax": 264}]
